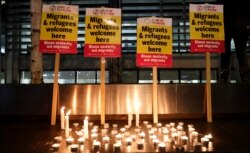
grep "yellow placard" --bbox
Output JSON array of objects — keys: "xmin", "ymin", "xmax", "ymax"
[
  {"xmin": 40, "ymin": 5, "xmax": 78, "ymax": 41},
  {"xmin": 137, "ymin": 24, "xmax": 172, "ymax": 54},
  {"xmin": 189, "ymin": 4, "xmax": 224, "ymax": 41},
  {"xmin": 85, "ymin": 16, "xmax": 121, "ymax": 44}
]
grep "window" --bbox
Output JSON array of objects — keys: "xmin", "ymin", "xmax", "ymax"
[
  {"xmin": 77, "ymin": 71, "xmax": 96, "ymax": 83},
  {"xmin": 159, "ymin": 70, "xmax": 179, "ymax": 83},
  {"xmin": 180, "ymin": 70, "xmax": 200, "ymax": 83},
  {"xmin": 122, "ymin": 70, "xmax": 137, "ymax": 83},
  {"xmin": 139, "ymin": 70, "xmax": 153, "ymax": 83}
]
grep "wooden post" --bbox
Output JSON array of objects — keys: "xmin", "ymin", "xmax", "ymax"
[
  {"xmin": 51, "ymin": 53, "xmax": 60, "ymax": 125},
  {"xmin": 152, "ymin": 66, "xmax": 158, "ymax": 124},
  {"xmin": 205, "ymin": 52, "xmax": 212, "ymax": 122},
  {"xmin": 100, "ymin": 57, "xmax": 106, "ymax": 125}
]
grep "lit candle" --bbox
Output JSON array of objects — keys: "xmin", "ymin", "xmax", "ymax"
[
  {"xmin": 65, "ymin": 110, "xmax": 71, "ymax": 137},
  {"xmin": 84, "ymin": 117, "xmax": 89, "ymax": 139},
  {"xmin": 60, "ymin": 106, "xmax": 65, "ymax": 130},
  {"xmin": 128, "ymin": 109, "xmax": 133, "ymax": 127},
  {"xmin": 135, "ymin": 103, "xmax": 140, "ymax": 127}
]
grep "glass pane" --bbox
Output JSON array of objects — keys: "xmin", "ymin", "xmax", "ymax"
[
  {"xmin": 122, "ymin": 70, "xmax": 137, "ymax": 83},
  {"xmin": 0, "ymin": 72, "xmax": 4, "ymax": 84},
  {"xmin": 59, "ymin": 71, "xmax": 75, "ymax": 84},
  {"xmin": 139, "ymin": 70, "xmax": 152, "ymax": 83},
  {"xmin": 159, "ymin": 70, "xmax": 179, "ymax": 83},
  {"xmin": 77, "ymin": 71, "xmax": 96, "ymax": 83},
  {"xmin": 180, "ymin": 70, "xmax": 200, "ymax": 83},
  {"xmin": 43, "ymin": 71, "xmax": 54, "ymax": 83},
  {"xmin": 20, "ymin": 71, "xmax": 30, "ymax": 84},
  {"xmin": 201, "ymin": 70, "xmax": 218, "ymax": 83},
  {"xmin": 97, "ymin": 71, "xmax": 109, "ymax": 83}
]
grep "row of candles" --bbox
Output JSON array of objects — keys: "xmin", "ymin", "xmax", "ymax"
[
  {"xmin": 56, "ymin": 107, "xmax": 213, "ymax": 152},
  {"xmin": 61, "ymin": 106, "xmax": 140, "ymax": 136}
]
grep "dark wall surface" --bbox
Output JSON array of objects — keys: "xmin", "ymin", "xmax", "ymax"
[{"xmin": 0, "ymin": 84, "xmax": 249, "ymax": 118}]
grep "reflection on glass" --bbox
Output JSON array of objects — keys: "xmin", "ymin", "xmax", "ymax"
[
  {"xmin": 122, "ymin": 70, "xmax": 137, "ymax": 83},
  {"xmin": 180, "ymin": 70, "xmax": 200, "ymax": 83},
  {"xmin": 77, "ymin": 71, "xmax": 96, "ymax": 83},
  {"xmin": 201, "ymin": 70, "xmax": 218, "ymax": 83},
  {"xmin": 159, "ymin": 70, "xmax": 179, "ymax": 83},
  {"xmin": 97, "ymin": 71, "xmax": 109, "ymax": 83},
  {"xmin": 139, "ymin": 70, "xmax": 152, "ymax": 83}
]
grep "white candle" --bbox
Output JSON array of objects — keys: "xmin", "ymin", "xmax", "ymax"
[
  {"xmin": 60, "ymin": 106, "xmax": 65, "ymax": 129},
  {"xmin": 135, "ymin": 103, "xmax": 140, "ymax": 127},
  {"xmin": 128, "ymin": 109, "xmax": 133, "ymax": 127},
  {"xmin": 65, "ymin": 110, "xmax": 71, "ymax": 137},
  {"xmin": 84, "ymin": 117, "xmax": 89, "ymax": 139}
]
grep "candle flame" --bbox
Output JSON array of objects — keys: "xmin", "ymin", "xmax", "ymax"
[
  {"xmin": 66, "ymin": 110, "xmax": 71, "ymax": 116},
  {"xmin": 85, "ymin": 116, "xmax": 88, "ymax": 120},
  {"xmin": 61, "ymin": 106, "xmax": 65, "ymax": 111}
]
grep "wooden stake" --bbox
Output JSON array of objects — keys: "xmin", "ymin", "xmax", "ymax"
[
  {"xmin": 205, "ymin": 52, "xmax": 212, "ymax": 122},
  {"xmin": 100, "ymin": 57, "xmax": 106, "ymax": 125},
  {"xmin": 152, "ymin": 66, "xmax": 158, "ymax": 123},
  {"xmin": 51, "ymin": 53, "xmax": 60, "ymax": 125}
]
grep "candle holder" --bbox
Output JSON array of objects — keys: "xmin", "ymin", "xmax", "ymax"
[
  {"xmin": 102, "ymin": 136, "xmax": 110, "ymax": 143},
  {"xmin": 153, "ymin": 138, "xmax": 159, "ymax": 148},
  {"xmin": 70, "ymin": 144, "xmax": 78, "ymax": 152},
  {"xmin": 170, "ymin": 122, "xmax": 175, "ymax": 127},
  {"xmin": 156, "ymin": 123, "xmax": 162, "ymax": 128},
  {"xmin": 194, "ymin": 142, "xmax": 202, "ymax": 152},
  {"xmin": 146, "ymin": 124, "xmax": 152, "ymax": 129},
  {"xmin": 52, "ymin": 143, "xmax": 60, "ymax": 152},
  {"xmin": 115, "ymin": 134, "xmax": 123, "ymax": 141},
  {"xmin": 78, "ymin": 137, "xmax": 85, "ymax": 145},
  {"xmin": 124, "ymin": 125, "xmax": 130, "ymax": 129},
  {"xmin": 205, "ymin": 134, "xmax": 214, "ymax": 141},
  {"xmin": 181, "ymin": 136, "xmax": 188, "ymax": 145},
  {"xmin": 125, "ymin": 137, "xmax": 132, "ymax": 146},
  {"xmin": 138, "ymin": 132, "xmax": 146, "ymax": 139},
  {"xmin": 175, "ymin": 145, "xmax": 185, "ymax": 152},
  {"xmin": 137, "ymin": 141, "xmax": 144, "ymax": 150},
  {"xmin": 102, "ymin": 129, "xmax": 108, "ymax": 136},
  {"xmin": 93, "ymin": 141, "xmax": 101, "ymax": 151},
  {"xmin": 54, "ymin": 136, "xmax": 62, "ymax": 143},
  {"xmin": 158, "ymin": 142, "xmax": 166, "ymax": 152},
  {"xmin": 113, "ymin": 143, "xmax": 121, "ymax": 152},
  {"xmin": 89, "ymin": 122, "xmax": 93, "ymax": 127},
  {"xmin": 66, "ymin": 137, "xmax": 74, "ymax": 145},
  {"xmin": 112, "ymin": 124, "xmax": 118, "ymax": 129},
  {"xmin": 148, "ymin": 129, "xmax": 154, "ymax": 135},
  {"xmin": 134, "ymin": 128, "xmax": 140, "ymax": 133},
  {"xmin": 201, "ymin": 137, "xmax": 209, "ymax": 147},
  {"xmin": 91, "ymin": 133, "xmax": 98, "ymax": 139},
  {"xmin": 111, "ymin": 129, "xmax": 118, "ymax": 135},
  {"xmin": 120, "ymin": 127, "xmax": 126, "ymax": 133},
  {"xmin": 104, "ymin": 123, "xmax": 109, "ymax": 129},
  {"xmin": 73, "ymin": 123, "xmax": 79, "ymax": 128},
  {"xmin": 124, "ymin": 132, "xmax": 130, "ymax": 137},
  {"xmin": 143, "ymin": 121, "xmax": 149, "ymax": 125}
]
